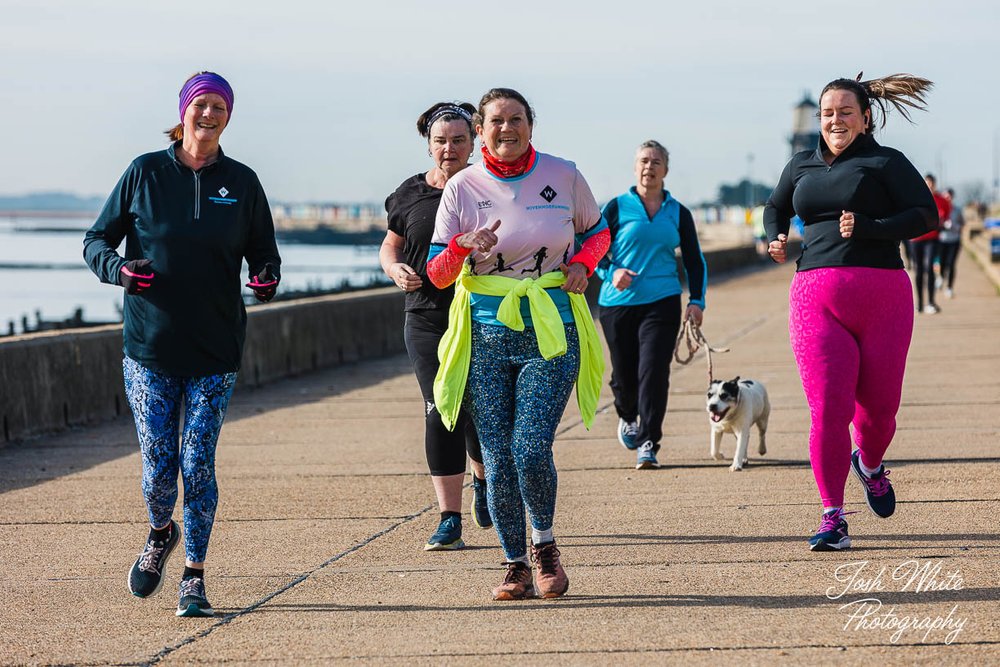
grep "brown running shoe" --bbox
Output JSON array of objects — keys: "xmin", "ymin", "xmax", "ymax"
[
  {"xmin": 492, "ymin": 561, "xmax": 535, "ymax": 601},
  {"xmin": 531, "ymin": 541, "xmax": 569, "ymax": 598}
]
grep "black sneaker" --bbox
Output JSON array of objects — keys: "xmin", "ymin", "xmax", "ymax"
[
  {"xmin": 128, "ymin": 520, "xmax": 180, "ymax": 598},
  {"xmin": 851, "ymin": 450, "xmax": 896, "ymax": 518},
  {"xmin": 176, "ymin": 576, "xmax": 214, "ymax": 617},
  {"xmin": 471, "ymin": 475, "xmax": 493, "ymax": 529}
]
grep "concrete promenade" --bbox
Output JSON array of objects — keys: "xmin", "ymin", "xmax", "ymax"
[{"xmin": 1, "ymin": 251, "xmax": 998, "ymax": 665}]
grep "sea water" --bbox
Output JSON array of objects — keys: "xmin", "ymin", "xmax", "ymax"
[{"xmin": 0, "ymin": 217, "xmax": 385, "ymax": 335}]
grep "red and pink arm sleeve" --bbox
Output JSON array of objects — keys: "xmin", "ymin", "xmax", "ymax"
[
  {"xmin": 426, "ymin": 235, "xmax": 472, "ymax": 288},
  {"xmin": 568, "ymin": 227, "xmax": 610, "ymax": 277}
]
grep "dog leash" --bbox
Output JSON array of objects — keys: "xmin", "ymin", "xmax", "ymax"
[{"xmin": 673, "ymin": 316, "xmax": 730, "ymax": 384}]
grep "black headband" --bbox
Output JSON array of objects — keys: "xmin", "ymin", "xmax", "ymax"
[{"xmin": 427, "ymin": 105, "xmax": 473, "ymax": 130}]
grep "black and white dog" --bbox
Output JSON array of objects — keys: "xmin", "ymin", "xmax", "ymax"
[{"xmin": 706, "ymin": 377, "xmax": 770, "ymax": 472}]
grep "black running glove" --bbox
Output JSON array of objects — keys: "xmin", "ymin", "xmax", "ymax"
[
  {"xmin": 119, "ymin": 259, "xmax": 154, "ymax": 294},
  {"xmin": 246, "ymin": 263, "xmax": 279, "ymax": 302}
]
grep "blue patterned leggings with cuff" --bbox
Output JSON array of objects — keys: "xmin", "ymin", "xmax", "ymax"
[
  {"xmin": 123, "ymin": 356, "xmax": 237, "ymax": 563},
  {"xmin": 464, "ymin": 321, "xmax": 580, "ymax": 561}
]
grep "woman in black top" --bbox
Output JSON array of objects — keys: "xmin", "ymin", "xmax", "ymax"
[
  {"xmin": 381, "ymin": 102, "xmax": 487, "ymax": 551},
  {"xmin": 84, "ymin": 71, "xmax": 280, "ymax": 617},
  {"xmin": 763, "ymin": 74, "xmax": 936, "ymax": 552}
]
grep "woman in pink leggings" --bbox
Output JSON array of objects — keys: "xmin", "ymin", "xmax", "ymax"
[{"xmin": 763, "ymin": 73, "xmax": 937, "ymax": 551}]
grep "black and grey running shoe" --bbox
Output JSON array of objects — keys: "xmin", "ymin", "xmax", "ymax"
[
  {"xmin": 128, "ymin": 520, "xmax": 180, "ymax": 598},
  {"xmin": 176, "ymin": 576, "xmax": 214, "ymax": 618}
]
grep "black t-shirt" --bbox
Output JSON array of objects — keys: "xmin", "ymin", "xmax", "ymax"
[
  {"xmin": 763, "ymin": 133, "xmax": 937, "ymax": 271},
  {"xmin": 385, "ymin": 173, "xmax": 454, "ymax": 312}
]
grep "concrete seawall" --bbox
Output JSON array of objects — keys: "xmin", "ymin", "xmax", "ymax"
[
  {"xmin": 0, "ymin": 288, "xmax": 406, "ymax": 444},
  {"xmin": 0, "ymin": 243, "xmax": 777, "ymax": 444}
]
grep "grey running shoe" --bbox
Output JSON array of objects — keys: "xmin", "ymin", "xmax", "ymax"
[
  {"xmin": 636, "ymin": 441, "xmax": 659, "ymax": 469},
  {"xmin": 617, "ymin": 418, "xmax": 639, "ymax": 450},
  {"xmin": 128, "ymin": 520, "xmax": 180, "ymax": 598}
]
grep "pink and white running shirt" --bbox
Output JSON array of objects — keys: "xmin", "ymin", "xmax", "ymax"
[{"xmin": 433, "ymin": 152, "xmax": 602, "ymax": 277}]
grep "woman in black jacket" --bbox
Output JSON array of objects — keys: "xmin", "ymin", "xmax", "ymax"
[
  {"xmin": 763, "ymin": 73, "xmax": 935, "ymax": 552},
  {"xmin": 84, "ymin": 71, "xmax": 280, "ymax": 617}
]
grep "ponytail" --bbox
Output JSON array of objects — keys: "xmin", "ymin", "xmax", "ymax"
[
  {"xmin": 861, "ymin": 73, "xmax": 933, "ymax": 129},
  {"xmin": 165, "ymin": 123, "xmax": 184, "ymax": 142},
  {"xmin": 821, "ymin": 72, "xmax": 933, "ymax": 132}
]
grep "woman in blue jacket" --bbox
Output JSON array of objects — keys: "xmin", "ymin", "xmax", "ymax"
[
  {"xmin": 597, "ymin": 140, "xmax": 707, "ymax": 469},
  {"xmin": 83, "ymin": 71, "xmax": 280, "ymax": 618}
]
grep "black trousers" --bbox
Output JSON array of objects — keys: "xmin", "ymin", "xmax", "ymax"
[
  {"xmin": 599, "ymin": 295, "xmax": 682, "ymax": 449},
  {"xmin": 404, "ymin": 309, "xmax": 483, "ymax": 476},
  {"xmin": 938, "ymin": 241, "xmax": 960, "ymax": 290},
  {"xmin": 910, "ymin": 239, "xmax": 939, "ymax": 309}
]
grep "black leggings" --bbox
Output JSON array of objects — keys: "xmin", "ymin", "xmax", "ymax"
[
  {"xmin": 938, "ymin": 242, "xmax": 960, "ymax": 291},
  {"xmin": 909, "ymin": 239, "xmax": 939, "ymax": 310},
  {"xmin": 599, "ymin": 294, "xmax": 683, "ymax": 449},
  {"xmin": 404, "ymin": 309, "xmax": 483, "ymax": 476}
]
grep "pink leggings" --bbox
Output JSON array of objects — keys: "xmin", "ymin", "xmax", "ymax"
[{"xmin": 789, "ymin": 267, "xmax": 913, "ymax": 508}]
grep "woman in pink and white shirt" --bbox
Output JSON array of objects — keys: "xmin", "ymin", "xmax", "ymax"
[{"xmin": 427, "ymin": 88, "xmax": 609, "ymax": 601}]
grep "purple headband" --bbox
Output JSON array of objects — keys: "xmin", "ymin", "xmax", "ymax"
[{"xmin": 178, "ymin": 72, "xmax": 234, "ymax": 122}]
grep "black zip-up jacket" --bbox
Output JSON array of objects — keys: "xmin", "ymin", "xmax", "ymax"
[
  {"xmin": 764, "ymin": 133, "xmax": 936, "ymax": 271},
  {"xmin": 84, "ymin": 142, "xmax": 281, "ymax": 376}
]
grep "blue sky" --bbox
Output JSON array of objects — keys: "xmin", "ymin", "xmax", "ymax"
[{"xmin": 2, "ymin": 0, "xmax": 997, "ymax": 205}]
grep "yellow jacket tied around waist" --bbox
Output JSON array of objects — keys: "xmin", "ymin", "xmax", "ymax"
[{"xmin": 433, "ymin": 267, "xmax": 604, "ymax": 431}]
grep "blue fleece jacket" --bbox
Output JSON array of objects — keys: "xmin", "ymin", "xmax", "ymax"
[{"xmin": 596, "ymin": 188, "xmax": 706, "ymax": 309}]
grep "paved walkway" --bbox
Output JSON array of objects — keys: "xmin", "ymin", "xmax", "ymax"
[{"xmin": 1, "ymin": 251, "xmax": 998, "ymax": 666}]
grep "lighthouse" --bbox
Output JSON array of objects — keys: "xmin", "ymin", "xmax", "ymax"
[{"xmin": 790, "ymin": 92, "xmax": 820, "ymax": 155}]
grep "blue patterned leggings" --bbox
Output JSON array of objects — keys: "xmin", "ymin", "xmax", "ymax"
[
  {"xmin": 122, "ymin": 357, "xmax": 237, "ymax": 563},
  {"xmin": 465, "ymin": 321, "xmax": 580, "ymax": 561}
]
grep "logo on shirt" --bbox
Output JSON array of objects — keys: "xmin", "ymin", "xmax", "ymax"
[
  {"xmin": 477, "ymin": 200, "xmax": 493, "ymax": 210},
  {"xmin": 209, "ymin": 185, "xmax": 238, "ymax": 205},
  {"xmin": 540, "ymin": 186, "xmax": 557, "ymax": 203}
]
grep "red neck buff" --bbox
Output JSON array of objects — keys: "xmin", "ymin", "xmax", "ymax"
[{"xmin": 481, "ymin": 144, "xmax": 537, "ymax": 179}]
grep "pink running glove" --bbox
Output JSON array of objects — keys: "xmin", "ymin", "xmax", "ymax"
[{"xmin": 119, "ymin": 259, "xmax": 154, "ymax": 294}]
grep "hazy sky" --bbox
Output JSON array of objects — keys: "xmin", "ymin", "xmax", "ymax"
[{"xmin": 3, "ymin": 0, "xmax": 998, "ymax": 206}]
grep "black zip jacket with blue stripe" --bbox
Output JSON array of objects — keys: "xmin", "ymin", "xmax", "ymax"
[{"xmin": 84, "ymin": 142, "xmax": 281, "ymax": 376}]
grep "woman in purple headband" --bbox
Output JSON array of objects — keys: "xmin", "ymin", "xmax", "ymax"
[{"xmin": 84, "ymin": 71, "xmax": 281, "ymax": 617}]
